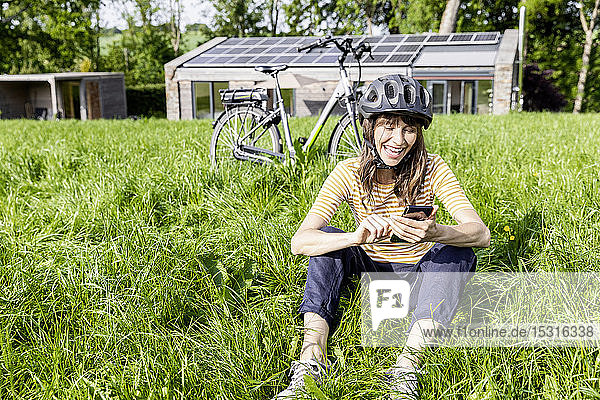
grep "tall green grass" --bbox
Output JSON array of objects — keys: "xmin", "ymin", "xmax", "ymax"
[{"xmin": 0, "ymin": 114, "xmax": 599, "ymax": 399}]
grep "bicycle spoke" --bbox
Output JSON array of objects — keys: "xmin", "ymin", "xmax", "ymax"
[
  {"xmin": 340, "ymin": 129, "xmax": 360, "ymax": 153},
  {"xmin": 338, "ymin": 127, "xmax": 360, "ymax": 154},
  {"xmin": 211, "ymin": 107, "xmax": 279, "ymax": 167},
  {"xmin": 250, "ymin": 126, "xmax": 270, "ymax": 146},
  {"xmin": 221, "ymin": 121, "xmax": 238, "ymax": 148}
]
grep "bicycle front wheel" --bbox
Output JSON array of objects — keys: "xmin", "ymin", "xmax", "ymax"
[
  {"xmin": 327, "ymin": 113, "xmax": 362, "ymax": 160},
  {"xmin": 210, "ymin": 106, "xmax": 282, "ymax": 167}
]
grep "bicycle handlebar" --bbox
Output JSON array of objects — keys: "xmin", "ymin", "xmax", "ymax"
[
  {"xmin": 297, "ymin": 35, "xmax": 333, "ymax": 52},
  {"xmin": 297, "ymin": 36, "xmax": 373, "ymax": 62}
]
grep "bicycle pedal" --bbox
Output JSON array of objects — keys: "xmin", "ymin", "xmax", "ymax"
[{"xmin": 298, "ymin": 137, "xmax": 308, "ymax": 145}]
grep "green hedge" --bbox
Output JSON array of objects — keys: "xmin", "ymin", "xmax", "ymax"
[{"xmin": 126, "ymin": 84, "xmax": 166, "ymax": 118}]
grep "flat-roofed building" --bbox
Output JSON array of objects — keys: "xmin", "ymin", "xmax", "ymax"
[
  {"xmin": 165, "ymin": 30, "xmax": 519, "ymax": 120},
  {"xmin": 0, "ymin": 72, "xmax": 126, "ymax": 120}
]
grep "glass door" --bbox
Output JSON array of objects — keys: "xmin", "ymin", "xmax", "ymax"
[
  {"xmin": 461, "ymin": 81, "xmax": 476, "ymax": 114},
  {"xmin": 428, "ymin": 81, "xmax": 447, "ymax": 114}
]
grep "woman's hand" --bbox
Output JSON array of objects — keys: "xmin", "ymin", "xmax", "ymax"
[
  {"xmin": 389, "ymin": 205, "xmax": 440, "ymax": 243},
  {"xmin": 352, "ymin": 214, "xmax": 393, "ymax": 245}
]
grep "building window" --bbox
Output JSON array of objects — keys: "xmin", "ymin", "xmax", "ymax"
[
  {"xmin": 476, "ymin": 80, "xmax": 493, "ymax": 114},
  {"xmin": 193, "ymin": 81, "xmax": 228, "ymax": 119},
  {"xmin": 267, "ymin": 88, "xmax": 294, "ymax": 115},
  {"xmin": 61, "ymin": 81, "xmax": 81, "ymax": 119},
  {"xmin": 427, "ymin": 81, "xmax": 447, "ymax": 114}
]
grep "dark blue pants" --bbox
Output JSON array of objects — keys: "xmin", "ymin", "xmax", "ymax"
[{"xmin": 298, "ymin": 226, "xmax": 477, "ymax": 330}]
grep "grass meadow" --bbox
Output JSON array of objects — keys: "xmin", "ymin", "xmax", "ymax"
[{"xmin": 0, "ymin": 113, "xmax": 599, "ymax": 399}]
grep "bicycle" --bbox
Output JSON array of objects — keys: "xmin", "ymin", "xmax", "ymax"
[{"xmin": 209, "ymin": 36, "xmax": 373, "ymax": 167}]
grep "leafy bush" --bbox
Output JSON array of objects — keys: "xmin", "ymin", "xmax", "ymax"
[
  {"xmin": 522, "ymin": 64, "xmax": 567, "ymax": 112},
  {"xmin": 126, "ymin": 84, "xmax": 166, "ymax": 118}
]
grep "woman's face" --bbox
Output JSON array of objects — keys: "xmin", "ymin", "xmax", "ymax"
[{"xmin": 373, "ymin": 116, "xmax": 418, "ymax": 167}]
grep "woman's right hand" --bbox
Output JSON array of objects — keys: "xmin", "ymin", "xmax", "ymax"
[{"xmin": 352, "ymin": 215, "xmax": 393, "ymax": 245}]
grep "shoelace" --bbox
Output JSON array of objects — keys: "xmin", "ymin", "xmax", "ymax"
[
  {"xmin": 288, "ymin": 361, "xmax": 322, "ymax": 388},
  {"xmin": 387, "ymin": 367, "xmax": 420, "ymax": 398}
]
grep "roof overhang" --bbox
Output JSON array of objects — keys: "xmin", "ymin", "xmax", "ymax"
[{"xmin": 0, "ymin": 72, "xmax": 124, "ymax": 82}]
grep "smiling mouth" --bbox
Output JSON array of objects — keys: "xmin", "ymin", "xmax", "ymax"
[{"xmin": 382, "ymin": 145, "xmax": 406, "ymax": 158}]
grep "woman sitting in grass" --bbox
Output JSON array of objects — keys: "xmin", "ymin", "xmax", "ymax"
[{"xmin": 274, "ymin": 74, "xmax": 491, "ymax": 399}]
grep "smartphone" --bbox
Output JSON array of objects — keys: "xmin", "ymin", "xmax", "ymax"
[
  {"xmin": 402, "ymin": 205, "xmax": 434, "ymax": 221},
  {"xmin": 390, "ymin": 205, "xmax": 434, "ymax": 243}
]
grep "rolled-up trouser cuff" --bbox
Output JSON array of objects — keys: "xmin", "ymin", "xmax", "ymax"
[{"xmin": 298, "ymin": 303, "xmax": 335, "ymax": 328}]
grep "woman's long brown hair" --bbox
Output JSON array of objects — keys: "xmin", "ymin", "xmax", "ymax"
[{"xmin": 358, "ymin": 114, "xmax": 428, "ymax": 210}]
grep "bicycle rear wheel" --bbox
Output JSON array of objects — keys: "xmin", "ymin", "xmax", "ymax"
[
  {"xmin": 210, "ymin": 106, "xmax": 282, "ymax": 167},
  {"xmin": 327, "ymin": 113, "xmax": 362, "ymax": 160}
]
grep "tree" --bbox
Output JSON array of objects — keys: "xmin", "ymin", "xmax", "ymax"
[
  {"xmin": 455, "ymin": 0, "xmax": 519, "ymax": 32},
  {"xmin": 210, "ymin": 0, "xmax": 265, "ymax": 37},
  {"xmin": 386, "ymin": 0, "xmax": 446, "ymax": 34},
  {"xmin": 523, "ymin": 0, "xmax": 587, "ymax": 111},
  {"xmin": 168, "ymin": 0, "xmax": 182, "ymax": 55},
  {"xmin": 439, "ymin": 0, "xmax": 460, "ymax": 34},
  {"xmin": 573, "ymin": 0, "xmax": 600, "ymax": 113},
  {"xmin": 101, "ymin": 0, "xmax": 175, "ymax": 85},
  {"xmin": 0, "ymin": 0, "xmax": 101, "ymax": 74},
  {"xmin": 266, "ymin": 0, "xmax": 281, "ymax": 36},
  {"xmin": 284, "ymin": 0, "xmax": 338, "ymax": 35},
  {"xmin": 335, "ymin": 0, "xmax": 389, "ymax": 35}
]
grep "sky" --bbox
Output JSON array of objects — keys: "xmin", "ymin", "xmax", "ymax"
[{"xmin": 99, "ymin": 0, "xmax": 215, "ymax": 30}]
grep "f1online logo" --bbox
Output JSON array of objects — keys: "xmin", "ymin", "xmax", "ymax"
[{"xmin": 369, "ymin": 279, "xmax": 411, "ymax": 330}]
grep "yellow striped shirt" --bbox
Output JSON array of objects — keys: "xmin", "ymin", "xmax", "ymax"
[{"xmin": 308, "ymin": 154, "xmax": 475, "ymax": 263}]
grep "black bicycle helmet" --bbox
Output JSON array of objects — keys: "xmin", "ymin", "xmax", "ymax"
[
  {"xmin": 358, "ymin": 74, "xmax": 433, "ymax": 169},
  {"xmin": 358, "ymin": 74, "xmax": 433, "ymax": 129}
]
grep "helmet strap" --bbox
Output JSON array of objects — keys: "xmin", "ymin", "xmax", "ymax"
[{"xmin": 364, "ymin": 139, "xmax": 411, "ymax": 170}]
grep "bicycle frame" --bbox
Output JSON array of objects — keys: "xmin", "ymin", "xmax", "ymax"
[
  {"xmin": 272, "ymin": 63, "xmax": 361, "ymax": 159},
  {"xmin": 230, "ymin": 37, "xmax": 367, "ymax": 164}
]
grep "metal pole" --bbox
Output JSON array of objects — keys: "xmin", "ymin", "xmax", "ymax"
[{"xmin": 518, "ymin": 6, "xmax": 526, "ymax": 112}]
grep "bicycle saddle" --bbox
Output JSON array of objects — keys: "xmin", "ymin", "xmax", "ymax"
[{"xmin": 255, "ymin": 65, "xmax": 288, "ymax": 74}]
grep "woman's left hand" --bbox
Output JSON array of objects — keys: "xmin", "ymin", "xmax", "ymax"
[{"xmin": 389, "ymin": 205, "xmax": 440, "ymax": 243}]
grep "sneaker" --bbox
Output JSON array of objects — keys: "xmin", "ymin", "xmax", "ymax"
[
  {"xmin": 386, "ymin": 366, "xmax": 420, "ymax": 400},
  {"xmin": 272, "ymin": 359, "xmax": 326, "ymax": 399}
]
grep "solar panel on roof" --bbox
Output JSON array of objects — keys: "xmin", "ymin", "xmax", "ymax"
[
  {"xmin": 239, "ymin": 38, "xmax": 264, "ymax": 46},
  {"xmin": 186, "ymin": 58, "xmax": 212, "ymax": 65},
  {"xmin": 203, "ymin": 46, "xmax": 227, "ymax": 55},
  {"xmin": 192, "ymin": 54, "xmax": 215, "ymax": 60},
  {"xmin": 364, "ymin": 37, "xmax": 382, "ymax": 44},
  {"xmin": 397, "ymin": 45, "xmax": 420, "ymax": 52},
  {"xmin": 364, "ymin": 54, "xmax": 389, "ymax": 63},
  {"xmin": 205, "ymin": 56, "xmax": 231, "ymax": 64},
  {"xmin": 245, "ymin": 46, "xmax": 269, "ymax": 54},
  {"xmin": 475, "ymin": 33, "xmax": 497, "ymax": 41},
  {"xmin": 272, "ymin": 55, "xmax": 299, "ymax": 63},
  {"xmin": 373, "ymin": 45, "xmax": 397, "ymax": 53},
  {"xmin": 382, "ymin": 36, "xmax": 405, "ymax": 43},
  {"xmin": 251, "ymin": 55, "xmax": 275, "ymax": 63},
  {"xmin": 183, "ymin": 32, "xmax": 500, "ymax": 68},
  {"xmin": 318, "ymin": 55, "xmax": 339, "ymax": 63},
  {"xmin": 427, "ymin": 35, "xmax": 449, "ymax": 42},
  {"xmin": 242, "ymin": 37, "xmax": 263, "ymax": 44},
  {"xmin": 239, "ymin": 47, "xmax": 256, "ymax": 55},
  {"xmin": 388, "ymin": 54, "xmax": 412, "ymax": 63},
  {"xmin": 265, "ymin": 46, "xmax": 287, "ymax": 53},
  {"xmin": 224, "ymin": 38, "xmax": 245, "ymax": 45},
  {"xmin": 295, "ymin": 55, "xmax": 320, "ymax": 63},
  {"xmin": 451, "ymin": 33, "xmax": 473, "ymax": 41},
  {"xmin": 227, "ymin": 56, "xmax": 254, "ymax": 64},
  {"xmin": 280, "ymin": 37, "xmax": 300, "ymax": 44},
  {"xmin": 405, "ymin": 35, "xmax": 426, "ymax": 42}
]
